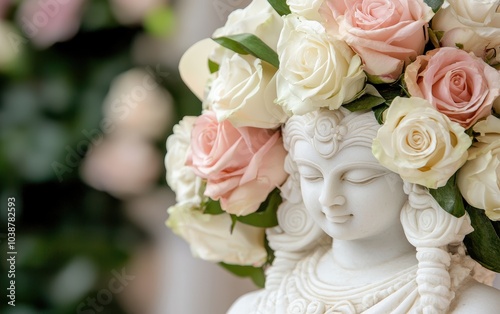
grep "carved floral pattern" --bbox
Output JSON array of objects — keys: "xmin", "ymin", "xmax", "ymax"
[
  {"xmin": 401, "ymin": 183, "xmax": 473, "ymax": 248},
  {"xmin": 311, "ymin": 110, "xmax": 347, "ymax": 158}
]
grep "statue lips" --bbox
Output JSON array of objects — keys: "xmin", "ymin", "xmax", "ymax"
[{"xmin": 322, "ymin": 209, "xmax": 352, "ymax": 224}]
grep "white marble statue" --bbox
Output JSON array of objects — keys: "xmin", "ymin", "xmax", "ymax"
[{"xmin": 228, "ymin": 108, "xmax": 500, "ymax": 314}]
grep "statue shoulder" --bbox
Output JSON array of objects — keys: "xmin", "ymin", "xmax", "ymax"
[
  {"xmin": 226, "ymin": 289, "xmax": 264, "ymax": 314},
  {"xmin": 450, "ymin": 279, "xmax": 500, "ymax": 314}
]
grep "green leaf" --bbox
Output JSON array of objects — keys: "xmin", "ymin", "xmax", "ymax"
[
  {"xmin": 208, "ymin": 59, "xmax": 219, "ymax": 74},
  {"xmin": 267, "ymin": 0, "xmax": 291, "ymax": 16},
  {"xmin": 143, "ymin": 6, "xmax": 176, "ymax": 37},
  {"xmin": 465, "ymin": 126, "xmax": 475, "ymax": 138},
  {"xmin": 372, "ymin": 104, "xmax": 389, "ymax": 125},
  {"xmin": 464, "ymin": 205, "xmax": 500, "ymax": 272},
  {"xmin": 398, "ymin": 78, "xmax": 411, "ymax": 98},
  {"xmin": 219, "ymin": 263, "xmax": 266, "ymax": 288},
  {"xmin": 343, "ymin": 94, "xmax": 385, "ymax": 112},
  {"xmin": 234, "ymin": 188, "xmax": 281, "ymax": 228},
  {"xmin": 202, "ymin": 198, "xmax": 225, "ymax": 215},
  {"xmin": 429, "ymin": 174, "xmax": 465, "ymax": 217},
  {"xmin": 212, "ymin": 33, "xmax": 279, "ymax": 68},
  {"xmin": 428, "ymin": 29, "xmax": 444, "ymax": 48},
  {"xmin": 424, "ymin": 0, "xmax": 445, "ymax": 12},
  {"xmin": 230, "ymin": 214, "xmax": 238, "ymax": 233},
  {"xmin": 378, "ymin": 82, "xmax": 406, "ymax": 105},
  {"xmin": 264, "ymin": 235, "xmax": 275, "ymax": 265}
]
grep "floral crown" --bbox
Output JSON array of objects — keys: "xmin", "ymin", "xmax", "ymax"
[{"xmin": 165, "ymin": 0, "xmax": 500, "ymax": 286}]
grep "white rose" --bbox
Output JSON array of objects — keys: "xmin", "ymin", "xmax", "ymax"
[
  {"xmin": 166, "ymin": 203, "xmax": 267, "ymax": 266},
  {"xmin": 179, "ymin": 39, "xmax": 219, "ymax": 101},
  {"xmin": 432, "ymin": 0, "xmax": 500, "ymax": 66},
  {"xmin": 165, "ymin": 116, "xmax": 204, "ymax": 204},
  {"xmin": 205, "ymin": 54, "xmax": 288, "ymax": 128},
  {"xmin": 287, "ymin": 0, "xmax": 324, "ymax": 21},
  {"xmin": 372, "ymin": 97, "xmax": 471, "ymax": 189},
  {"xmin": 210, "ymin": 0, "xmax": 284, "ymax": 65},
  {"xmin": 276, "ymin": 15, "xmax": 366, "ymax": 115},
  {"xmin": 458, "ymin": 115, "xmax": 500, "ymax": 221}
]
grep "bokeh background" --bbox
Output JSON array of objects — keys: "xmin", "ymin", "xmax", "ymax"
[{"xmin": 0, "ymin": 0, "xmax": 258, "ymax": 313}]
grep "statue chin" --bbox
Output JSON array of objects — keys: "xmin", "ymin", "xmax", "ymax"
[{"xmin": 227, "ymin": 109, "xmax": 500, "ymax": 314}]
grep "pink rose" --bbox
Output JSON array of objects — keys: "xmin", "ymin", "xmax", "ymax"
[
  {"xmin": 323, "ymin": 0, "xmax": 434, "ymax": 83},
  {"xmin": 405, "ymin": 47, "xmax": 500, "ymax": 129},
  {"xmin": 0, "ymin": 0, "xmax": 10, "ymax": 18},
  {"xmin": 17, "ymin": 0, "xmax": 86, "ymax": 48},
  {"xmin": 187, "ymin": 111, "xmax": 288, "ymax": 216}
]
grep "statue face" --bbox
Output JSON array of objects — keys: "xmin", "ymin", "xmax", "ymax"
[{"xmin": 293, "ymin": 140, "xmax": 407, "ymax": 241}]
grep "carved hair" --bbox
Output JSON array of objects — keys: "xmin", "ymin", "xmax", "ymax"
[
  {"xmin": 401, "ymin": 182, "xmax": 474, "ymax": 313},
  {"xmin": 268, "ymin": 108, "xmax": 474, "ymax": 311}
]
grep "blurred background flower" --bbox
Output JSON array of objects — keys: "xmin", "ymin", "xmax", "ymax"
[{"xmin": 0, "ymin": 0, "xmax": 257, "ymax": 313}]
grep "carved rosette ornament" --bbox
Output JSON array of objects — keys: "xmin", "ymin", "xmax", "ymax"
[{"xmin": 310, "ymin": 110, "xmax": 346, "ymax": 159}]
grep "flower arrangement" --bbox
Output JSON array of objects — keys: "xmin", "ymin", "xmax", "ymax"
[{"xmin": 165, "ymin": 0, "xmax": 500, "ymax": 286}]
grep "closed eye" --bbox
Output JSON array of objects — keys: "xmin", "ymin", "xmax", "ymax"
[
  {"xmin": 301, "ymin": 174, "xmax": 323, "ymax": 183},
  {"xmin": 296, "ymin": 161, "xmax": 323, "ymax": 183},
  {"xmin": 342, "ymin": 170, "xmax": 388, "ymax": 185}
]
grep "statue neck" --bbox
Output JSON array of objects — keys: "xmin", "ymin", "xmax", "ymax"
[{"xmin": 331, "ymin": 223, "xmax": 416, "ymax": 270}]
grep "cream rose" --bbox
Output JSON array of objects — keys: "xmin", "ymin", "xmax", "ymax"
[
  {"xmin": 372, "ymin": 97, "xmax": 471, "ymax": 189},
  {"xmin": 165, "ymin": 116, "xmax": 204, "ymax": 204},
  {"xmin": 325, "ymin": 0, "xmax": 434, "ymax": 83},
  {"xmin": 276, "ymin": 15, "xmax": 366, "ymax": 115},
  {"xmin": 210, "ymin": 0, "xmax": 283, "ymax": 65},
  {"xmin": 166, "ymin": 203, "xmax": 267, "ymax": 266},
  {"xmin": 432, "ymin": 0, "xmax": 500, "ymax": 66},
  {"xmin": 458, "ymin": 115, "xmax": 500, "ymax": 221},
  {"xmin": 205, "ymin": 54, "xmax": 288, "ymax": 129},
  {"xmin": 287, "ymin": 0, "xmax": 324, "ymax": 21},
  {"xmin": 404, "ymin": 47, "xmax": 500, "ymax": 129}
]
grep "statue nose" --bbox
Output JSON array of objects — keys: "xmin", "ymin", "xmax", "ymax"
[
  {"xmin": 332, "ymin": 195, "xmax": 346, "ymax": 206},
  {"xmin": 319, "ymin": 176, "xmax": 345, "ymax": 207},
  {"xmin": 319, "ymin": 192, "xmax": 346, "ymax": 207}
]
